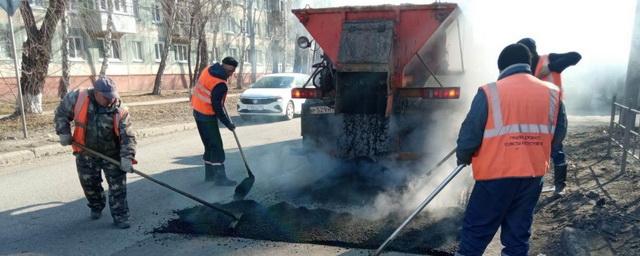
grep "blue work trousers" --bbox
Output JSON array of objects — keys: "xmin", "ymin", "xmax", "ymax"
[{"xmin": 456, "ymin": 177, "xmax": 543, "ymax": 256}]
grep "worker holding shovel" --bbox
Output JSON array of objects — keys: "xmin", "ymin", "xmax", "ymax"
[
  {"xmin": 191, "ymin": 57, "xmax": 239, "ymax": 185},
  {"xmin": 518, "ymin": 37, "xmax": 581, "ymax": 196},
  {"xmin": 454, "ymin": 44, "xmax": 567, "ymax": 256},
  {"xmin": 54, "ymin": 76, "xmax": 137, "ymax": 229}
]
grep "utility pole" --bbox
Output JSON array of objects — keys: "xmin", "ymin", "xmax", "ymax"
[
  {"xmin": 624, "ymin": 0, "xmax": 640, "ymax": 108},
  {"xmin": 1, "ymin": 0, "xmax": 28, "ymax": 138}
]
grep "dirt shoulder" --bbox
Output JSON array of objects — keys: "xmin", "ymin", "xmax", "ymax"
[
  {"xmin": 0, "ymin": 90, "xmax": 241, "ymax": 153},
  {"xmin": 531, "ymin": 126, "xmax": 640, "ymax": 255}
]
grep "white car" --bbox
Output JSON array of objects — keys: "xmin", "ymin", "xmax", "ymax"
[{"xmin": 237, "ymin": 73, "xmax": 311, "ymax": 120}]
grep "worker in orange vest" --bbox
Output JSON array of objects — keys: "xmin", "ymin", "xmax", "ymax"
[
  {"xmin": 54, "ymin": 76, "xmax": 137, "ymax": 229},
  {"xmin": 455, "ymin": 44, "xmax": 567, "ymax": 256},
  {"xmin": 518, "ymin": 38, "xmax": 581, "ymax": 196},
  {"xmin": 192, "ymin": 57, "xmax": 238, "ymax": 185}
]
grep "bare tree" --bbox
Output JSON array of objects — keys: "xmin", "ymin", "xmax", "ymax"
[
  {"xmin": 248, "ymin": 0, "xmax": 257, "ymax": 83},
  {"xmin": 236, "ymin": 0, "xmax": 249, "ymax": 89},
  {"xmin": 58, "ymin": 3, "xmax": 70, "ymax": 99},
  {"xmin": 187, "ymin": 0, "xmax": 217, "ymax": 93},
  {"xmin": 99, "ymin": 0, "xmax": 115, "ymax": 76},
  {"xmin": 153, "ymin": 0, "xmax": 179, "ymax": 95},
  {"xmin": 17, "ymin": 0, "xmax": 66, "ymax": 114}
]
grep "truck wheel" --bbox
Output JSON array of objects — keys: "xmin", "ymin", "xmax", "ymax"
[{"xmin": 284, "ymin": 101, "xmax": 295, "ymax": 120}]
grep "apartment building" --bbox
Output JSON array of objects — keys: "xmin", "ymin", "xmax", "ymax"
[{"xmin": 0, "ymin": 0, "xmax": 294, "ymax": 99}]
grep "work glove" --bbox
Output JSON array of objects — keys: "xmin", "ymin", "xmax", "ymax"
[
  {"xmin": 457, "ymin": 158, "xmax": 470, "ymax": 167},
  {"xmin": 120, "ymin": 157, "xmax": 134, "ymax": 173},
  {"xmin": 59, "ymin": 134, "xmax": 72, "ymax": 146},
  {"xmin": 227, "ymin": 123, "xmax": 236, "ymax": 131}
]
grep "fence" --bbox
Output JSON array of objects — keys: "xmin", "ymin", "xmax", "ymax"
[{"xmin": 607, "ymin": 95, "xmax": 640, "ymax": 172}]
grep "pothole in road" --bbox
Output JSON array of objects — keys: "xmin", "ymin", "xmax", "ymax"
[{"xmin": 154, "ymin": 200, "xmax": 463, "ymax": 255}]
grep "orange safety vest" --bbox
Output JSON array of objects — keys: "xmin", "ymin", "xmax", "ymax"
[
  {"xmin": 470, "ymin": 74, "xmax": 561, "ymax": 181},
  {"xmin": 535, "ymin": 54, "xmax": 563, "ymax": 87},
  {"xmin": 71, "ymin": 89, "xmax": 127, "ymax": 153},
  {"xmin": 191, "ymin": 66, "xmax": 227, "ymax": 115}
]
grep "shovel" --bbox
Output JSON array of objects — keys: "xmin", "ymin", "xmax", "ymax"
[
  {"xmin": 373, "ymin": 163, "xmax": 467, "ymax": 256},
  {"xmin": 232, "ymin": 130, "xmax": 255, "ymax": 200},
  {"xmin": 73, "ymin": 142, "xmax": 243, "ymax": 228}
]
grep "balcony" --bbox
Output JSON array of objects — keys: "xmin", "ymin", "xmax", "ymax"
[{"xmin": 83, "ymin": 11, "xmax": 137, "ymax": 35}]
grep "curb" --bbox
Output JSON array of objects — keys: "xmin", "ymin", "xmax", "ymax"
[{"xmin": 0, "ymin": 123, "xmax": 198, "ymax": 168}]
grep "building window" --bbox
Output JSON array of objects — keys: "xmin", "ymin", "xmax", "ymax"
[
  {"xmin": 131, "ymin": 41, "xmax": 143, "ymax": 62},
  {"xmin": 154, "ymin": 42, "xmax": 164, "ymax": 61},
  {"xmin": 225, "ymin": 17, "xmax": 236, "ymax": 33},
  {"xmin": 174, "ymin": 44, "xmax": 188, "ymax": 63},
  {"xmin": 28, "ymin": 0, "xmax": 45, "ymax": 7},
  {"xmin": 0, "ymin": 30, "xmax": 12, "ymax": 59},
  {"xmin": 68, "ymin": 0, "xmax": 80, "ymax": 11},
  {"xmin": 256, "ymin": 50, "xmax": 264, "ymax": 64},
  {"xmin": 113, "ymin": 0, "xmax": 127, "ymax": 13},
  {"xmin": 133, "ymin": 0, "xmax": 140, "ymax": 18},
  {"xmin": 68, "ymin": 36, "xmax": 84, "ymax": 60},
  {"xmin": 212, "ymin": 47, "xmax": 219, "ymax": 62},
  {"xmin": 98, "ymin": 39, "xmax": 121, "ymax": 60},
  {"xmin": 152, "ymin": 4, "xmax": 162, "ymax": 23},
  {"xmin": 227, "ymin": 48, "xmax": 238, "ymax": 59},
  {"xmin": 244, "ymin": 49, "xmax": 250, "ymax": 63},
  {"xmin": 98, "ymin": 0, "xmax": 107, "ymax": 10}
]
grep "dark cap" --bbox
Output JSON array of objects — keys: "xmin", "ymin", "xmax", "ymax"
[
  {"xmin": 517, "ymin": 37, "xmax": 537, "ymax": 55},
  {"xmin": 222, "ymin": 56, "xmax": 238, "ymax": 67},
  {"xmin": 93, "ymin": 76, "xmax": 119, "ymax": 99},
  {"xmin": 497, "ymin": 43, "xmax": 532, "ymax": 71}
]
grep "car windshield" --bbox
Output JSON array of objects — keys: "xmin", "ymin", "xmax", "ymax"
[{"xmin": 251, "ymin": 76, "xmax": 294, "ymax": 88}]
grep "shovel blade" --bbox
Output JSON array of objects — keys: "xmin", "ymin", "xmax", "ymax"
[{"xmin": 233, "ymin": 175, "xmax": 255, "ymax": 201}]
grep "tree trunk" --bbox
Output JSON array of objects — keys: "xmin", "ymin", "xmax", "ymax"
[
  {"xmin": 17, "ymin": 0, "xmax": 65, "ymax": 114},
  {"xmin": 271, "ymin": 40, "xmax": 280, "ymax": 73},
  {"xmin": 249, "ymin": 0, "xmax": 257, "ymax": 83},
  {"xmin": 187, "ymin": 4, "xmax": 197, "ymax": 91},
  {"xmin": 194, "ymin": 21, "xmax": 208, "ymax": 84},
  {"xmin": 281, "ymin": 3, "xmax": 288, "ymax": 73},
  {"xmin": 236, "ymin": 0, "xmax": 248, "ymax": 89},
  {"xmin": 153, "ymin": 0, "xmax": 179, "ymax": 95},
  {"xmin": 99, "ymin": 0, "xmax": 114, "ymax": 76},
  {"xmin": 59, "ymin": 7, "xmax": 70, "ymax": 99}
]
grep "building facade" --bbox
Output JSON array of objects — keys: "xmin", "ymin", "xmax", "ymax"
[{"xmin": 0, "ymin": 0, "xmax": 295, "ymax": 100}]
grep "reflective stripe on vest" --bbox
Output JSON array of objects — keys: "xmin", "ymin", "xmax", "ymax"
[
  {"xmin": 535, "ymin": 55, "xmax": 563, "ymax": 87},
  {"xmin": 191, "ymin": 66, "xmax": 227, "ymax": 115},
  {"xmin": 483, "ymin": 82, "xmax": 559, "ymax": 138},
  {"xmin": 71, "ymin": 89, "xmax": 126, "ymax": 153},
  {"xmin": 471, "ymin": 74, "xmax": 561, "ymax": 181}
]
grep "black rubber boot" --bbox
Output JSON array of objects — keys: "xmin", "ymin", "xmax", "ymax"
[
  {"xmin": 213, "ymin": 165, "xmax": 237, "ymax": 186},
  {"xmin": 90, "ymin": 209, "xmax": 102, "ymax": 220},
  {"xmin": 205, "ymin": 164, "xmax": 216, "ymax": 182},
  {"xmin": 114, "ymin": 220, "xmax": 130, "ymax": 229},
  {"xmin": 554, "ymin": 164, "xmax": 568, "ymax": 195}
]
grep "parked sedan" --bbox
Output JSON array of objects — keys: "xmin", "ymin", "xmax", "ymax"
[{"xmin": 237, "ymin": 73, "xmax": 311, "ymax": 120}]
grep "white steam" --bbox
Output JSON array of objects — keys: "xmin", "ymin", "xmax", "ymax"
[{"xmin": 288, "ymin": 0, "xmax": 638, "ymax": 219}]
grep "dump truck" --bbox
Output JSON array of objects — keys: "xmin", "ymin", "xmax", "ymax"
[{"xmin": 292, "ymin": 3, "xmax": 464, "ymax": 162}]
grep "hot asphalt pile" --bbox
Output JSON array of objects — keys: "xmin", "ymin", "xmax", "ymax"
[{"xmin": 156, "ymin": 199, "xmax": 463, "ymax": 255}]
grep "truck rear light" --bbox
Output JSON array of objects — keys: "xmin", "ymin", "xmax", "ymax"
[
  {"xmin": 397, "ymin": 87, "xmax": 460, "ymax": 99},
  {"xmin": 292, "ymin": 88, "xmax": 319, "ymax": 99},
  {"xmin": 426, "ymin": 87, "xmax": 459, "ymax": 99}
]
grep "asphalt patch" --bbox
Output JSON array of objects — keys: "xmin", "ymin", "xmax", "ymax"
[{"xmin": 156, "ymin": 200, "xmax": 463, "ymax": 255}]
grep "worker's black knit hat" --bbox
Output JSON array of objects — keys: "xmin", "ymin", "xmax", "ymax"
[
  {"xmin": 497, "ymin": 43, "xmax": 532, "ymax": 71},
  {"xmin": 222, "ymin": 56, "xmax": 239, "ymax": 67},
  {"xmin": 517, "ymin": 37, "xmax": 537, "ymax": 55}
]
